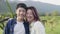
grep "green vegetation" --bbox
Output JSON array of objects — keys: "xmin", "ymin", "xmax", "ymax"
[
  {"xmin": 0, "ymin": 0, "xmax": 60, "ymax": 34},
  {"xmin": 0, "ymin": 16, "xmax": 60, "ymax": 34},
  {"xmin": 40, "ymin": 16, "xmax": 60, "ymax": 34}
]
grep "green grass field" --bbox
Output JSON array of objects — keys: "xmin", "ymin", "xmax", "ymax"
[
  {"xmin": 0, "ymin": 16, "xmax": 60, "ymax": 34},
  {"xmin": 40, "ymin": 16, "xmax": 60, "ymax": 34}
]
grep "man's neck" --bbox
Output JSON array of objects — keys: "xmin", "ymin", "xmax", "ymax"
[{"xmin": 17, "ymin": 17, "xmax": 23, "ymax": 22}]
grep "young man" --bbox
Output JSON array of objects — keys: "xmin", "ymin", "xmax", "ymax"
[{"xmin": 4, "ymin": 3, "xmax": 29, "ymax": 34}]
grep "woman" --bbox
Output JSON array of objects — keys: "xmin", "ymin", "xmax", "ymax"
[{"xmin": 26, "ymin": 6, "xmax": 45, "ymax": 34}]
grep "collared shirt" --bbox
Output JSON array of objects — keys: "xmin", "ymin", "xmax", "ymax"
[
  {"xmin": 14, "ymin": 21, "xmax": 25, "ymax": 34},
  {"xmin": 30, "ymin": 21, "xmax": 45, "ymax": 34}
]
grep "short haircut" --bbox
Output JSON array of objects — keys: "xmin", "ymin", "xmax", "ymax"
[{"xmin": 16, "ymin": 3, "xmax": 27, "ymax": 11}]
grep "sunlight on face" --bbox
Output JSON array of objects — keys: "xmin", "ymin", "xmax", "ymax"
[
  {"xmin": 26, "ymin": 9, "xmax": 34, "ymax": 23},
  {"xmin": 16, "ymin": 7, "xmax": 26, "ymax": 19}
]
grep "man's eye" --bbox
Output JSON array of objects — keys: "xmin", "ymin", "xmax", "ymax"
[
  {"xmin": 19, "ymin": 10, "xmax": 21, "ymax": 12},
  {"xmin": 23, "ymin": 10, "xmax": 26, "ymax": 12}
]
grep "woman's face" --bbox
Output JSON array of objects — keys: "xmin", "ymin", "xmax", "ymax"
[{"xmin": 26, "ymin": 9, "xmax": 34, "ymax": 23}]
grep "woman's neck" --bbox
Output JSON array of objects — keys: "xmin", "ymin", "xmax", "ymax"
[{"xmin": 29, "ymin": 20, "xmax": 36, "ymax": 24}]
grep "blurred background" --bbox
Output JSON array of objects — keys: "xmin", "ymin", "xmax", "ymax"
[{"xmin": 0, "ymin": 0, "xmax": 60, "ymax": 34}]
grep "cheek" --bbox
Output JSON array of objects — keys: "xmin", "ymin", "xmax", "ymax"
[
  {"xmin": 16, "ymin": 11, "xmax": 19, "ymax": 15},
  {"xmin": 23, "ymin": 12, "xmax": 26, "ymax": 16},
  {"xmin": 27, "ymin": 14, "xmax": 34, "ymax": 21},
  {"xmin": 31, "ymin": 16, "xmax": 34, "ymax": 20},
  {"xmin": 24, "ymin": 12, "xmax": 26, "ymax": 15}
]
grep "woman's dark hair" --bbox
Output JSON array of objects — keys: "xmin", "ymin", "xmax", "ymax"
[
  {"xmin": 27, "ymin": 6, "xmax": 40, "ymax": 21},
  {"xmin": 16, "ymin": 3, "xmax": 27, "ymax": 11}
]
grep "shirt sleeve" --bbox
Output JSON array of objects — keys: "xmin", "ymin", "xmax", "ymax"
[
  {"xmin": 4, "ymin": 19, "xmax": 12, "ymax": 34},
  {"xmin": 34, "ymin": 22, "xmax": 45, "ymax": 34}
]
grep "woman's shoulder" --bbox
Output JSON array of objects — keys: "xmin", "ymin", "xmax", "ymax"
[
  {"xmin": 34, "ymin": 21, "xmax": 42, "ymax": 25},
  {"xmin": 34, "ymin": 21, "xmax": 44, "ymax": 27}
]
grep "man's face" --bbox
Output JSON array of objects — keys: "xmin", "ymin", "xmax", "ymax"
[{"xmin": 16, "ymin": 7, "xmax": 26, "ymax": 19}]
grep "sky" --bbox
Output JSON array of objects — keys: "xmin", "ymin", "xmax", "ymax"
[{"xmin": 4, "ymin": 0, "xmax": 60, "ymax": 5}]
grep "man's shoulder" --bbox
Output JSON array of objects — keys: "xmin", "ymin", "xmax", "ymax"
[
  {"xmin": 24, "ymin": 21, "xmax": 29, "ymax": 24},
  {"xmin": 23, "ymin": 21, "xmax": 29, "ymax": 27},
  {"xmin": 8, "ymin": 18, "xmax": 16, "ymax": 21},
  {"xmin": 7, "ymin": 18, "xmax": 16, "ymax": 25}
]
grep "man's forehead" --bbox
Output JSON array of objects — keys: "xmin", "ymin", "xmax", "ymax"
[{"xmin": 17, "ymin": 7, "xmax": 26, "ymax": 10}]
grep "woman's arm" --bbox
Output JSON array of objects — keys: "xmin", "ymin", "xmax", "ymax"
[{"xmin": 34, "ymin": 21, "xmax": 45, "ymax": 34}]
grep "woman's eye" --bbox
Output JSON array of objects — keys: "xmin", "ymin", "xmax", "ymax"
[{"xmin": 22, "ymin": 10, "xmax": 25, "ymax": 12}]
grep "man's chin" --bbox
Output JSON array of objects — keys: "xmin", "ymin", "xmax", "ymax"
[{"xmin": 18, "ymin": 16, "xmax": 24, "ymax": 19}]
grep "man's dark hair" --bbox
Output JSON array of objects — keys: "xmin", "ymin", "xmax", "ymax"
[{"xmin": 16, "ymin": 3, "xmax": 27, "ymax": 10}]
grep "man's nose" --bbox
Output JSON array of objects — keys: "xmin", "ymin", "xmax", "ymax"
[{"xmin": 20, "ymin": 11, "xmax": 23, "ymax": 14}]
